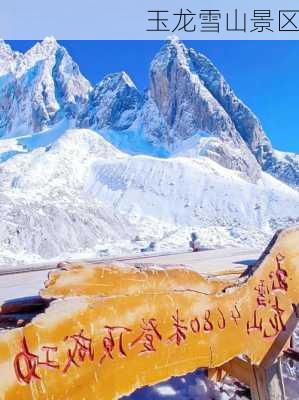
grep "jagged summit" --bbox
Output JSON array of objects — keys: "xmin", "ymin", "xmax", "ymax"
[
  {"xmin": 0, "ymin": 39, "xmax": 15, "ymax": 57},
  {"xmin": 148, "ymin": 37, "xmax": 263, "ymax": 180},
  {"xmin": 43, "ymin": 36, "xmax": 58, "ymax": 44},
  {"xmin": 118, "ymin": 71, "xmax": 137, "ymax": 88},
  {"xmin": 164, "ymin": 35, "xmax": 187, "ymax": 53},
  {"xmin": 17, "ymin": 36, "xmax": 61, "ymax": 75},
  {"xmin": 0, "ymin": 38, "xmax": 91, "ymax": 138},
  {"xmin": 80, "ymin": 71, "xmax": 142, "ymax": 131},
  {"xmin": 150, "ymin": 36, "xmax": 191, "ymax": 78},
  {"xmin": 97, "ymin": 71, "xmax": 137, "ymax": 91},
  {"xmin": 0, "ymin": 40, "xmax": 21, "ymax": 76},
  {"xmin": 166, "ymin": 35, "xmax": 180, "ymax": 43}
]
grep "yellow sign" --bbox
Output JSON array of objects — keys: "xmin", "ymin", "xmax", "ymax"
[{"xmin": 0, "ymin": 226, "xmax": 298, "ymax": 399}]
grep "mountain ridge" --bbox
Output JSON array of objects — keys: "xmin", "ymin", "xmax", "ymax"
[{"xmin": 0, "ymin": 37, "xmax": 298, "ymax": 190}]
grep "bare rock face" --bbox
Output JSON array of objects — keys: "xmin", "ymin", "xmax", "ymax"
[
  {"xmin": 149, "ymin": 37, "xmax": 238, "ymax": 143},
  {"xmin": 79, "ymin": 38, "xmax": 261, "ymax": 181},
  {"xmin": 147, "ymin": 37, "xmax": 261, "ymax": 181},
  {"xmin": 186, "ymin": 47, "xmax": 272, "ymax": 160},
  {"xmin": 146, "ymin": 37, "xmax": 299, "ymax": 188}
]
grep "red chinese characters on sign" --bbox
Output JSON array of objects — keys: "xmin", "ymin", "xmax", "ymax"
[
  {"xmin": 263, "ymin": 296, "xmax": 286, "ymax": 338},
  {"xmin": 100, "ymin": 325, "xmax": 132, "ymax": 364},
  {"xmin": 169, "ymin": 306, "xmax": 231, "ymax": 342},
  {"xmin": 254, "ymin": 254, "xmax": 288, "ymax": 309},
  {"xmin": 247, "ymin": 310, "xmax": 262, "ymax": 334},
  {"xmin": 269, "ymin": 254, "xmax": 288, "ymax": 293},
  {"xmin": 38, "ymin": 346, "xmax": 59, "ymax": 369},
  {"xmin": 168, "ymin": 309, "xmax": 188, "ymax": 346},
  {"xmin": 13, "ymin": 307, "xmax": 239, "ymax": 387},
  {"xmin": 130, "ymin": 318, "xmax": 162, "ymax": 353},
  {"xmin": 247, "ymin": 296, "xmax": 286, "ymax": 338},
  {"xmin": 255, "ymin": 280, "xmax": 269, "ymax": 307},
  {"xmin": 248, "ymin": 253, "xmax": 288, "ymax": 338},
  {"xmin": 63, "ymin": 329, "xmax": 94, "ymax": 373},
  {"xmin": 14, "ymin": 337, "xmax": 58, "ymax": 384},
  {"xmin": 16, "ymin": 259, "xmax": 292, "ymax": 388}
]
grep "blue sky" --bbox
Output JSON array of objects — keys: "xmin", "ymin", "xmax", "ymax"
[{"xmin": 8, "ymin": 40, "xmax": 299, "ymax": 153}]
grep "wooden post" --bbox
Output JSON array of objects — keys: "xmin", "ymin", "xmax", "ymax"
[
  {"xmin": 208, "ymin": 367, "xmax": 226, "ymax": 383},
  {"xmin": 222, "ymin": 357, "xmax": 251, "ymax": 386},
  {"xmin": 221, "ymin": 306, "xmax": 298, "ymax": 399},
  {"xmin": 250, "ymin": 358, "xmax": 286, "ymax": 400},
  {"xmin": 249, "ymin": 305, "xmax": 299, "ymax": 400}
]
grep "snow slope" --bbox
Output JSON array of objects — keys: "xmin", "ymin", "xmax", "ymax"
[
  {"xmin": 0, "ymin": 125, "xmax": 298, "ymax": 265},
  {"xmin": 0, "ymin": 128, "xmax": 137, "ymax": 264},
  {"xmin": 87, "ymin": 152, "xmax": 299, "ymax": 231}
]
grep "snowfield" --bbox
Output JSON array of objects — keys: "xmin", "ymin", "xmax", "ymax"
[
  {"xmin": 0, "ymin": 128, "xmax": 134, "ymax": 264},
  {"xmin": 88, "ymin": 152, "xmax": 299, "ymax": 228},
  {"xmin": 0, "ymin": 126, "xmax": 298, "ymax": 265}
]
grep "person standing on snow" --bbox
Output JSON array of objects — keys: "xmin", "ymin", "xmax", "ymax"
[{"xmin": 189, "ymin": 232, "xmax": 201, "ymax": 252}]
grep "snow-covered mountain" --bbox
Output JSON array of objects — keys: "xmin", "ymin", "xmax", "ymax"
[
  {"xmin": 0, "ymin": 38, "xmax": 299, "ymax": 264},
  {"xmin": 0, "ymin": 37, "xmax": 91, "ymax": 138},
  {"xmin": 79, "ymin": 38, "xmax": 260, "ymax": 182},
  {"xmin": 78, "ymin": 37, "xmax": 299, "ymax": 188},
  {"xmin": 81, "ymin": 72, "xmax": 143, "ymax": 131},
  {"xmin": 0, "ymin": 40, "xmax": 21, "ymax": 76},
  {"xmin": 0, "ymin": 128, "xmax": 137, "ymax": 263},
  {"xmin": 1, "ymin": 37, "xmax": 298, "ymax": 188}
]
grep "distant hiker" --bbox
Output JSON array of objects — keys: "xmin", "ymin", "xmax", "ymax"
[
  {"xmin": 149, "ymin": 241, "xmax": 156, "ymax": 251},
  {"xmin": 191, "ymin": 232, "xmax": 198, "ymax": 242},
  {"xmin": 141, "ymin": 241, "xmax": 156, "ymax": 253},
  {"xmin": 189, "ymin": 232, "xmax": 200, "ymax": 252}
]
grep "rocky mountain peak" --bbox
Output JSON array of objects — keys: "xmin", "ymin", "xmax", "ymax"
[
  {"xmin": 0, "ymin": 39, "xmax": 91, "ymax": 138},
  {"xmin": 80, "ymin": 71, "xmax": 142, "ymax": 131},
  {"xmin": 146, "ymin": 36, "xmax": 263, "ymax": 182},
  {"xmin": 0, "ymin": 40, "xmax": 21, "ymax": 76},
  {"xmin": 96, "ymin": 71, "xmax": 137, "ymax": 93},
  {"xmin": 154, "ymin": 35, "xmax": 189, "ymax": 67},
  {"xmin": 17, "ymin": 37, "xmax": 60, "ymax": 76}
]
